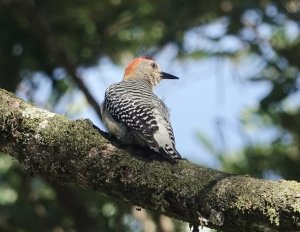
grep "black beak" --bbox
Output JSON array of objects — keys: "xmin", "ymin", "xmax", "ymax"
[{"xmin": 161, "ymin": 72, "xmax": 179, "ymax": 80}]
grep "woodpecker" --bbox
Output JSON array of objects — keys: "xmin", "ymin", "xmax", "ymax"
[{"xmin": 100, "ymin": 57, "xmax": 181, "ymax": 161}]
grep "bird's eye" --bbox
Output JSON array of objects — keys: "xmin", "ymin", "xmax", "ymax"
[{"xmin": 151, "ymin": 62, "xmax": 158, "ymax": 69}]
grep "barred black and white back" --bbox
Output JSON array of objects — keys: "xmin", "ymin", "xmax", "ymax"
[{"xmin": 101, "ymin": 79, "xmax": 181, "ymax": 161}]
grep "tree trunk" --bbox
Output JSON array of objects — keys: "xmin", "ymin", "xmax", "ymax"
[{"xmin": 0, "ymin": 88, "xmax": 299, "ymax": 232}]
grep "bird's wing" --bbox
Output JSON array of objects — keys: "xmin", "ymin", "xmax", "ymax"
[
  {"xmin": 150, "ymin": 107, "xmax": 181, "ymax": 159},
  {"xmin": 105, "ymin": 90, "xmax": 160, "ymax": 147},
  {"xmin": 104, "ymin": 86, "xmax": 180, "ymax": 159}
]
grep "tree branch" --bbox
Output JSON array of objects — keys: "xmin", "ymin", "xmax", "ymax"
[{"xmin": 0, "ymin": 88, "xmax": 300, "ymax": 232}]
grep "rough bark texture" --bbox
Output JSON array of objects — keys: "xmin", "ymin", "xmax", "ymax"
[{"xmin": 0, "ymin": 88, "xmax": 300, "ymax": 232}]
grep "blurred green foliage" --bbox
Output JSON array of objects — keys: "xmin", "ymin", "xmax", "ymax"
[{"xmin": 0, "ymin": 0, "xmax": 300, "ymax": 231}]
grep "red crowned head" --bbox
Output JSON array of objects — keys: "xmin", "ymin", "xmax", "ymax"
[{"xmin": 123, "ymin": 57, "xmax": 179, "ymax": 87}]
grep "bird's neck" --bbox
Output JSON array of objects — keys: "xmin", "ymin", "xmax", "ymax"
[
  {"xmin": 124, "ymin": 78, "xmax": 154, "ymax": 90},
  {"xmin": 142, "ymin": 79, "xmax": 155, "ymax": 90}
]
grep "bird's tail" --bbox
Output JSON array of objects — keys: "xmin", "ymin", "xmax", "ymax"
[{"xmin": 159, "ymin": 147, "xmax": 182, "ymax": 162}]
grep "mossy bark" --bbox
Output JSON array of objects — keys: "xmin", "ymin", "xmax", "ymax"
[{"xmin": 0, "ymin": 88, "xmax": 299, "ymax": 232}]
